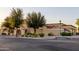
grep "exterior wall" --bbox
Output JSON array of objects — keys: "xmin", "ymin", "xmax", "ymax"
[
  {"xmin": 0, "ymin": 27, "xmax": 9, "ymax": 35},
  {"xmin": 14, "ymin": 29, "xmax": 16, "ymax": 35},
  {"xmin": 42, "ymin": 28, "xmax": 64, "ymax": 36},
  {"xmin": 0, "ymin": 23, "xmax": 77, "ymax": 36},
  {"xmin": 19, "ymin": 25, "xmax": 77, "ymax": 36},
  {"xmin": 63, "ymin": 25, "xmax": 77, "ymax": 35},
  {"xmin": 30, "ymin": 26, "xmax": 65, "ymax": 36}
]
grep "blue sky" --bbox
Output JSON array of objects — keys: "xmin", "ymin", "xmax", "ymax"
[{"xmin": 0, "ymin": 7, "xmax": 79, "ymax": 26}]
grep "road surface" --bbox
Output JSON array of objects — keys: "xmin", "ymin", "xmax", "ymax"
[{"xmin": 0, "ymin": 36, "xmax": 79, "ymax": 51}]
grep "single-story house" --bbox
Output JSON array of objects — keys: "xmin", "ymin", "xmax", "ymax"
[{"xmin": 0, "ymin": 22, "xmax": 77, "ymax": 36}]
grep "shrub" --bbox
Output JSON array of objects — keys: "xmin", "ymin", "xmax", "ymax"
[
  {"xmin": 25, "ymin": 34, "xmax": 28, "ymax": 37},
  {"xmin": 32, "ymin": 33, "xmax": 38, "ymax": 37},
  {"xmin": 48, "ymin": 33, "xmax": 54, "ymax": 36},
  {"xmin": 21, "ymin": 35, "xmax": 25, "ymax": 37},
  {"xmin": 1, "ymin": 33, "xmax": 7, "ymax": 35},
  {"xmin": 27, "ymin": 32, "xmax": 32, "ymax": 35},
  {"xmin": 25, "ymin": 32, "xmax": 32, "ymax": 37},
  {"xmin": 39, "ymin": 33, "xmax": 44, "ymax": 37},
  {"xmin": 25, "ymin": 32, "xmax": 39, "ymax": 37},
  {"xmin": 60, "ymin": 32, "xmax": 72, "ymax": 36},
  {"xmin": 76, "ymin": 33, "xmax": 79, "ymax": 35}
]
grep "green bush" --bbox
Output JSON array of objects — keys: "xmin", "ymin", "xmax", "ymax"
[
  {"xmin": 25, "ymin": 32, "xmax": 32, "ymax": 37},
  {"xmin": 60, "ymin": 32, "xmax": 72, "ymax": 36},
  {"xmin": 27, "ymin": 33, "xmax": 32, "ymax": 35},
  {"xmin": 25, "ymin": 32, "xmax": 39, "ymax": 37},
  {"xmin": 25, "ymin": 34, "xmax": 28, "ymax": 37},
  {"xmin": 48, "ymin": 33, "xmax": 54, "ymax": 36},
  {"xmin": 32, "ymin": 33, "xmax": 38, "ymax": 37},
  {"xmin": 39, "ymin": 33, "xmax": 44, "ymax": 37},
  {"xmin": 21, "ymin": 35, "xmax": 25, "ymax": 37},
  {"xmin": 76, "ymin": 33, "xmax": 79, "ymax": 35},
  {"xmin": 2, "ymin": 33, "xmax": 7, "ymax": 35}
]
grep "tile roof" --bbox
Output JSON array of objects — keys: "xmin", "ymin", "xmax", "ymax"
[{"xmin": 46, "ymin": 23, "xmax": 76, "ymax": 29}]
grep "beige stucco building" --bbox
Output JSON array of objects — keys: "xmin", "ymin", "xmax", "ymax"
[
  {"xmin": 0, "ymin": 22, "xmax": 77, "ymax": 36},
  {"xmin": 44, "ymin": 23, "xmax": 77, "ymax": 36}
]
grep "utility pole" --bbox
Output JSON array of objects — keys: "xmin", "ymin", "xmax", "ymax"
[{"xmin": 59, "ymin": 20, "xmax": 61, "ymax": 36}]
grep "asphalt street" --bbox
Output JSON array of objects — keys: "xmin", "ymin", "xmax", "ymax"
[{"xmin": 0, "ymin": 36, "xmax": 79, "ymax": 51}]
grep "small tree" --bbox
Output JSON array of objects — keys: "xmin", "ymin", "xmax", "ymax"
[
  {"xmin": 76, "ymin": 19, "xmax": 79, "ymax": 32},
  {"xmin": 26, "ymin": 12, "xmax": 46, "ymax": 34},
  {"xmin": 2, "ymin": 17, "xmax": 14, "ymax": 35}
]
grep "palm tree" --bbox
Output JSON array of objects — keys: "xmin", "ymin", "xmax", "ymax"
[
  {"xmin": 26, "ymin": 12, "xmax": 46, "ymax": 34},
  {"xmin": 10, "ymin": 8, "xmax": 23, "ymax": 36},
  {"xmin": 2, "ymin": 8, "xmax": 23, "ymax": 36},
  {"xmin": 11, "ymin": 8, "xmax": 23, "ymax": 28}
]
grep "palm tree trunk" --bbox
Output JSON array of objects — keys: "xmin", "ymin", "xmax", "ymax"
[
  {"xmin": 8, "ymin": 28, "xmax": 10, "ymax": 35},
  {"xmin": 16, "ymin": 28, "xmax": 18, "ymax": 37},
  {"xmin": 34, "ymin": 28, "xmax": 36, "ymax": 34},
  {"xmin": 8, "ymin": 28, "xmax": 11, "ymax": 35}
]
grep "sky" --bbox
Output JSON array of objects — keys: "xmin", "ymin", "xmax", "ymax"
[{"xmin": 0, "ymin": 7, "xmax": 79, "ymax": 26}]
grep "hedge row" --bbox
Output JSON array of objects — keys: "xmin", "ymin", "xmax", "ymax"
[{"xmin": 60, "ymin": 32, "xmax": 73, "ymax": 36}]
